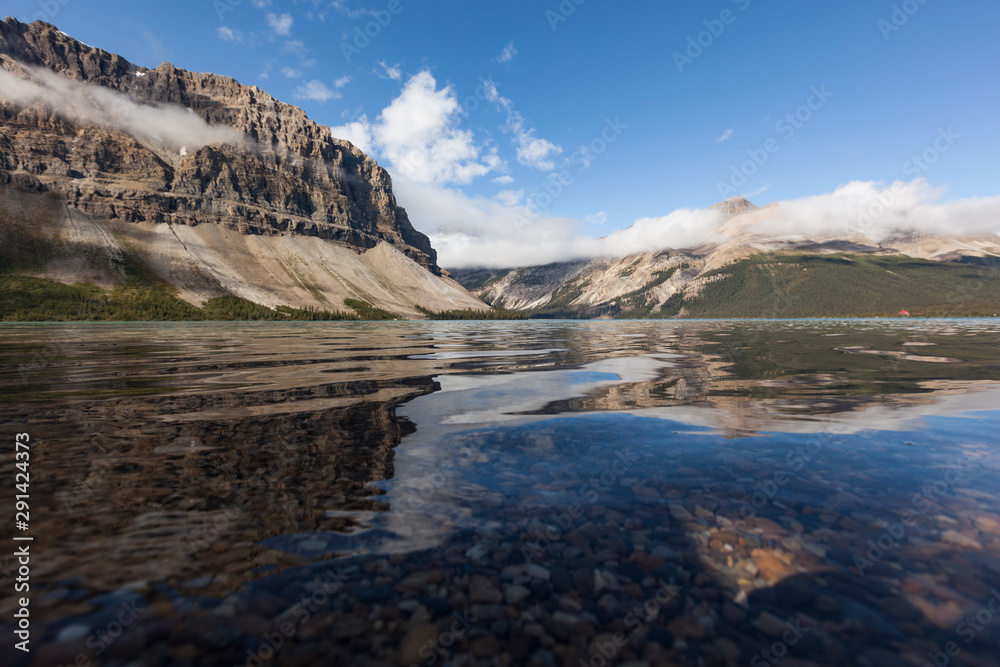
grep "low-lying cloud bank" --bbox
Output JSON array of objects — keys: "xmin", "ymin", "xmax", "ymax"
[
  {"xmin": 394, "ymin": 179, "xmax": 586, "ymax": 268},
  {"xmin": 396, "ymin": 179, "xmax": 1000, "ymax": 270},
  {"xmin": 759, "ymin": 180, "xmax": 1000, "ymax": 242},
  {"xmin": 0, "ymin": 62, "xmax": 243, "ymax": 152}
]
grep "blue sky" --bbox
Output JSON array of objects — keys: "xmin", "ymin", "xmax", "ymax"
[{"xmin": 5, "ymin": 0, "xmax": 999, "ymax": 267}]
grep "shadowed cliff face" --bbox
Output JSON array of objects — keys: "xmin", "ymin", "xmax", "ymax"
[{"xmin": 0, "ymin": 18, "xmax": 438, "ymax": 273}]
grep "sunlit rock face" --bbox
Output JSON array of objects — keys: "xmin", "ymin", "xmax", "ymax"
[
  {"xmin": 0, "ymin": 18, "xmax": 437, "ymax": 269},
  {"xmin": 0, "ymin": 19, "xmax": 492, "ymax": 316}
]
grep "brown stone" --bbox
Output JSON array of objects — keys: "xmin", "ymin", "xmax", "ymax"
[
  {"xmin": 395, "ymin": 624, "xmax": 439, "ymax": 666},
  {"xmin": 631, "ymin": 552, "xmax": 666, "ymax": 574},
  {"xmin": 668, "ymin": 615, "xmax": 705, "ymax": 640},
  {"xmin": 751, "ymin": 549, "xmax": 795, "ymax": 582},
  {"xmin": 468, "ymin": 575, "xmax": 504, "ymax": 604},
  {"xmin": 668, "ymin": 504, "xmax": 695, "ymax": 521},
  {"xmin": 752, "ymin": 612, "xmax": 789, "ymax": 638},
  {"xmin": 632, "ymin": 486, "xmax": 662, "ymax": 504},
  {"xmin": 941, "ymin": 530, "xmax": 983, "ymax": 550},
  {"xmin": 470, "ymin": 635, "xmax": 500, "ymax": 658},
  {"xmin": 974, "ymin": 514, "xmax": 1000, "ymax": 534}
]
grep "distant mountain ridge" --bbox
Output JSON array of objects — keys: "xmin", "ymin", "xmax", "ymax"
[
  {"xmin": 454, "ymin": 197, "xmax": 1000, "ymax": 318},
  {"xmin": 0, "ymin": 18, "xmax": 487, "ymax": 318}
]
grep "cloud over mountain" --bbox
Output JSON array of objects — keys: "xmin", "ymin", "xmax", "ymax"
[
  {"xmin": 412, "ymin": 179, "xmax": 1000, "ymax": 269},
  {"xmin": 0, "ymin": 63, "xmax": 243, "ymax": 152}
]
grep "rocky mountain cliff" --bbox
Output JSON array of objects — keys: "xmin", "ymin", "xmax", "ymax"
[
  {"xmin": 455, "ymin": 197, "xmax": 1000, "ymax": 318},
  {"xmin": 0, "ymin": 18, "xmax": 487, "ymax": 317}
]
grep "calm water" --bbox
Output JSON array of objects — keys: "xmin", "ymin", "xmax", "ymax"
[{"xmin": 1, "ymin": 320, "xmax": 999, "ymax": 667}]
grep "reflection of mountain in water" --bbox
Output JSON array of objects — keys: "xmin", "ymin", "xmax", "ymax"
[
  {"xmin": 430, "ymin": 323, "xmax": 1000, "ymax": 439},
  {"xmin": 14, "ymin": 375, "xmax": 437, "ymax": 603},
  {"xmin": 2, "ymin": 320, "xmax": 1000, "ymax": 666}
]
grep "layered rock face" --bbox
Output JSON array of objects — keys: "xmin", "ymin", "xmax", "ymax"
[{"xmin": 0, "ymin": 18, "xmax": 438, "ymax": 273}]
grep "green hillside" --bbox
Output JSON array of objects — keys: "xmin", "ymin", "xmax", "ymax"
[
  {"xmin": 0, "ymin": 273, "xmax": 369, "ymax": 321},
  {"xmin": 464, "ymin": 253, "xmax": 1000, "ymax": 319},
  {"xmin": 658, "ymin": 254, "xmax": 1000, "ymax": 319}
]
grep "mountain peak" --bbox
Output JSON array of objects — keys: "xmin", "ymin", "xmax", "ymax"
[{"xmin": 711, "ymin": 197, "xmax": 758, "ymax": 218}]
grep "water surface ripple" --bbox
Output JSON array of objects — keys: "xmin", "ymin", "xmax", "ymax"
[{"xmin": 1, "ymin": 320, "xmax": 999, "ymax": 666}]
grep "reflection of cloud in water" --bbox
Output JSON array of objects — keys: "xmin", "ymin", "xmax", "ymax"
[
  {"xmin": 637, "ymin": 381, "xmax": 1000, "ymax": 438},
  {"xmin": 422, "ymin": 355, "xmax": 674, "ymax": 425},
  {"xmin": 408, "ymin": 347, "xmax": 569, "ymax": 360},
  {"xmin": 373, "ymin": 348, "xmax": 1000, "ymax": 557},
  {"xmin": 836, "ymin": 346, "xmax": 962, "ymax": 363}
]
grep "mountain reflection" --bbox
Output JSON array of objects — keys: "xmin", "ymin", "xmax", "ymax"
[{"xmin": 1, "ymin": 320, "xmax": 999, "ymax": 665}]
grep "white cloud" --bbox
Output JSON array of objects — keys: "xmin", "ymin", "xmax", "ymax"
[
  {"xmin": 375, "ymin": 60, "xmax": 402, "ymax": 80},
  {"xmin": 493, "ymin": 175, "xmax": 515, "ymax": 185},
  {"xmin": 266, "ymin": 12, "xmax": 293, "ymax": 36},
  {"xmin": 0, "ymin": 63, "xmax": 243, "ymax": 152},
  {"xmin": 281, "ymin": 39, "xmax": 307, "ymax": 57},
  {"xmin": 394, "ymin": 179, "xmax": 586, "ymax": 269},
  {"xmin": 281, "ymin": 66, "xmax": 302, "ymax": 79},
  {"xmin": 495, "ymin": 189, "xmax": 524, "ymax": 206},
  {"xmin": 398, "ymin": 180, "xmax": 722, "ymax": 269},
  {"xmin": 398, "ymin": 178, "xmax": 1000, "ymax": 270},
  {"xmin": 331, "ymin": 115, "xmax": 374, "ymax": 154},
  {"xmin": 484, "ymin": 81, "xmax": 562, "ymax": 171},
  {"xmin": 596, "ymin": 208, "xmax": 725, "ymax": 257},
  {"xmin": 495, "ymin": 41, "xmax": 518, "ymax": 66},
  {"xmin": 715, "ymin": 128, "xmax": 734, "ymax": 143},
  {"xmin": 517, "ymin": 134, "xmax": 562, "ymax": 172},
  {"xmin": 333, "ymin": 75, "xmax": 352, "ymax": 88},
  {"xmin": 329, "ymin": 0, "xmax": 377, "ymax": 18},
  {"xmin": 294, "ymin": 80, "xmax": 339, "ymax": 102},
  {"xmin": 590, "ymin": 180, "xmax": 1000, "ymax": 265},
  {"xmin": 251, "ymin": 0, "xmax": 271, "ymax": 7},
  {"xmin": 331, "ymin": 70, "xmax": 498, "ymax": 185},
  {"xmin": 217, "ymin": 26, "xmax": 241, "ymax": 42},
  {"xmin": 761, "ymin": 179, "xmax": 1000, "ymax": 242},
  {"xmin": 586, "ymin": 212, "xmax": 608, "ymax": 226}
]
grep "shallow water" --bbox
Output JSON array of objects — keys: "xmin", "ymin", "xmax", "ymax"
[{"xmin": 1, "ymin": 320, "xmax": 999, "ymax": 666}]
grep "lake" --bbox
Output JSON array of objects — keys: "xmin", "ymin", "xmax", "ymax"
[{"xmin": 1, "ymin": 320, "xmax": 999, "ymax": 667}]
